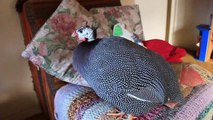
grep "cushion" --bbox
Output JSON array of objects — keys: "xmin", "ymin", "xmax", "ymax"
[
  {"xmin": 90, "ymin": 5, "xmax": 144, "ymax": 40},
  {"xmin": 160, "ymin": 63, "xmax": 213, "ymax": 97},
  {"xmin": 21, "ymin": 0, "xmax": 109, "ymax": 86},
  {"xmin": 180, "ymin": 64, "xmax": 213, "ymax": 87},
  {"xmin": 54, "ymin": 77, "xmax": 213, "ymax": 120}
]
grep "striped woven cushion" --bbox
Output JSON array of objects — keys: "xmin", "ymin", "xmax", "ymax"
[
  {"xmin": 54, "ymin": 64, "xmax": 213, "ymax": 120},
  {"xmin": 54, "ymin": 83, "xmax": 213, "ymax": 120}
]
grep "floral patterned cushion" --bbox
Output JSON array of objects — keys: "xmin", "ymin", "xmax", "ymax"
[
  {"xmin": 90, "ymin": 5, "xmax": 144, "ymax": 40},
  {"xmin": 178, "ymin": 64, "xmax": 213, "ymax": 97},
  {"xmin": 180, "ymin": 64, "xmax": 213, "ymax": 87},
  {"xmin": 21, "ymin": 0, "xmax": 110, "ymax": 86}
]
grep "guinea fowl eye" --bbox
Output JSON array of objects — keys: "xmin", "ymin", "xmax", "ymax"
[
  {"xmin": 78, "ymin": 30, "xmax": 83, "ymax": 33},
  {"xmin": 78, "ymin": 27, "xmax": 84, "ymax": 33}
]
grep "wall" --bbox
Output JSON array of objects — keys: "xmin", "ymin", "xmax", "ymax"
[
  {"xmin": 208, "ymin": 1, "xmax": 213, "ymax": 18},
  {"xmin": 120, "ymin": 0, "xmax": 168, "ymax": 40},
  {"xmin": 121, "ymin": 0, "xmax": 213, "ymax": 50},
  {"xmin": 168, "ymin": 0, "xmax": 213, "ymax": 50},
  {"xmin": 0, "ymin": 0, "xmax": 41, "ymax": 119}
]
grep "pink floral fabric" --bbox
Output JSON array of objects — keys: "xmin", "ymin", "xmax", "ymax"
[
  {"xmin": 180, "ymin": 64, "xmax": 213, "ymax": 87},
  {"xmin": 178, "ymin": 64, "xmax": 213, "ymax": 97},
  {"xmin": 90, "ymin": 5, "xmax": 144, "ymax": 40},
  {"xmin": 21, "ymin": 0, "xmax": 111, "ymax": 86}
]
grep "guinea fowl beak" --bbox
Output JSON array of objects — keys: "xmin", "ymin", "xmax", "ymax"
[{"xmin": 72, "ymin": 31, "xmax": 78, "ymax": 37}]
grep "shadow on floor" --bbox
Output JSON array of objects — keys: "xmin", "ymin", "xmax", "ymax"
[{"xmin": 25, "ymin": 113, "xmax": 48, "ymax": 120}]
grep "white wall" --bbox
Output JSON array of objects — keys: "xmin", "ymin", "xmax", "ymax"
[
  {"xmin": 0, "ymin": 0, "xmax": 41, "ymax": 119},
  {"xmin": 120, "ymin": 0, "xmax": 168, "ymax": 40},
  {"xmin": 168, "ymin": 0, "xmax": 213, "ymax": 50},
  {"xmin": 208, "ymin": 1, "xmax": 213, "ymax": 17}
]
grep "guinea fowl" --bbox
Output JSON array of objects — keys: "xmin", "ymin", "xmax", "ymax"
[{"xmin": 72, "ymin": 36, "xmax": 184, "ymax": 115}]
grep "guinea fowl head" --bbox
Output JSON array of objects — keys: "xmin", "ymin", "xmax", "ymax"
[{"xmin": 72, "ymin": 26, "xmax": 95, "ymax": 42}]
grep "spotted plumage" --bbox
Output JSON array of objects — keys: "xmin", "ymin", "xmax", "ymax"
[{"xmin": 72, "ymin": 36, "xmax": 184, "ymax": 115}]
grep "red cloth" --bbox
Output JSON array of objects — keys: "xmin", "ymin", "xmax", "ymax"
[{"xmin": 143, "ymin": 39, "xmax": 186, "ymax": 63}]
